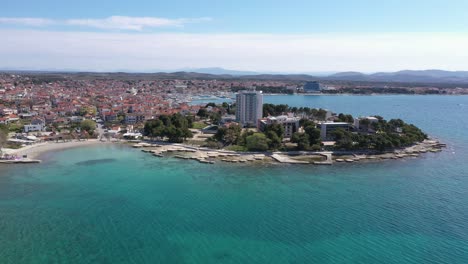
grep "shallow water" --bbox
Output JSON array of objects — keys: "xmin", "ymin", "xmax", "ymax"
[{"xmin": 1, "ymin": 95, "xmax": 468, "ymax": 263}]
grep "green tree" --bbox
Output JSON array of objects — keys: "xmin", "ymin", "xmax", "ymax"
[
  {"xmin": 238, "ymin": 130, "xmax": 255, "ymax": 146},
  {"xmin": 245, "ymin": 133, "xmax": 269, "ymax": 151},
  {"xmin": 315, "ymin": 109, "xmax": 328, "ymax": 120},
  {"xmin": 209, "ymin": 112, "xmax": 222, "ymax": 124},
  {"xmin": 337, "ymin": 113, "xmax": 354, "ymax": 123},
  {"xmin": 213, "ymin": 125, "xmax": 242, "ymax": 145},
  {"xmin": 300, "ymin": 119, "xmax": 315, "ymax": 128},
  {"xmin": 264, "ymin": 123, "xmax": 284, "ymax": 139},
  {"xmin": 263, "ymin": 103, "xmax": 289, "ymax": 117},
  {"xmin": 224, "ymin": 125, "xmax": 241, "ymax": 145},
  {"xmin": 143, "ymin": 114, "xmax": 193, "ymax": 143},
  {"xmin": 264, "ymin": 123, "xmax": 284, "ymax": 150},
  {"xmin": 0, "ymin": 124, "xmax": 8, "ymax": 152},
  {"xmin": 213, "ymin": 127, "xmax": 226, "ymax": 142},
  {"xmin": 77, "ymin": 107, "xmax": 88, "ymax": 116},
  {"xmin": 291, "ymin": 132, "xmax": 310, "ymax": 150},
  {"xmin": 197, "ymin": 108, "xmax": 208, "ymax": 118},
  {"xmin": 331, "ymin": 128, "xmax": 347, "ymax": 141},
  {"xmin": 80, "ymin": 120, "xmax": 96, "ymax": 135},
  {"xmin": 265, "ymin": 131, "xmax": 282, "ymax": 150},
  {"xmin": 304, "ymin": 126, "xmax": 321, "ymax": 145}
]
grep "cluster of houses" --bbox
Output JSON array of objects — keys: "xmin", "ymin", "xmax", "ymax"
[{"xmin": 0, "ymin": 74, "xmax": 385, "ymax": 148}]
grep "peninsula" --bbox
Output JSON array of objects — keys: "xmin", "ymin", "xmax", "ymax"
[{"xmin": 0, "ymin": 73, "xmax": 445, "ymax": 165}]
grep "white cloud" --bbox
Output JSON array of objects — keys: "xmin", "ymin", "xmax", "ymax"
[
  {"xmin": 1, "ymin": 30, "xmax": 468, "ymax": 72},
  {"xmin": 65, "ymin": 16, "xmax": 212, "ymax": 30},
  {"xmin": 0, "ymin": 17, "xmax": 54, "ymax": 27},
  {"xmin": 0, "ymin": 16, "xmax": 212, "ymax": 31}
]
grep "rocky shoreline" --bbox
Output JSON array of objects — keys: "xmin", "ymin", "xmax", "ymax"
[
  {"xmin": 0, "ymin": 138, "xmax": 444, "ymax": 166},
  {"xmin": 134, "ymin": 139, "xmax": 446, "ymax": 165}
]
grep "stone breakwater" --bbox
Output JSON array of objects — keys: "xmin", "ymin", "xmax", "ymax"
[
  {"xmin": 134, "ymin": 139, "xmax": 445, "ymax": 165},
  {"xmin": 0, "ymin": 159, "xmax": 41, "ymax": 164}
]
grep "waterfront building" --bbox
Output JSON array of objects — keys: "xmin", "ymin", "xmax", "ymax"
[
  {"xmin": 259, "ymin": 115, "xmax": 300, "ymax": 138},
  {"xmin": 235, "ymin": 90, "xmax": 263, "ymax": 127},
  {"xmin": 125, "ymin": 113, "xmax": 145, "ymax": 124},
  {"xmin": 354, "ymin": 116, "xmax": 379, "ymax": 131},
  {"xmin": 24, "ymin": 124, "xmax": 44, "ymax": 133},
  {"xmin": 317, "ymin": 122, "xmax": 351, "ymax": 140},
  {"xmin": 303, "ymin": 81, "xmax": 321, "ymax": 93}
]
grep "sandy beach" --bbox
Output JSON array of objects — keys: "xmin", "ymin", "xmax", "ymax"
[{"xmin": 3, "ymin": 140, "xmax": 107, "ymax": 160}]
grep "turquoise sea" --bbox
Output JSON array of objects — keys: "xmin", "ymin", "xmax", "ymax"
[{"xmin": 1, "ymin": 95, "xmax": 468, "ymax": 263}]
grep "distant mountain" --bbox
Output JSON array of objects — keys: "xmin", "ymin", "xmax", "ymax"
[
  {"xmin": 180, "ymin": 67, "xmax": 260, "ymax": 76},
  {"xmin": 329, "ymin": 71, "xmax": 367, "ymax": 78},
  {"xmin": 4, "ymin": 69, "xmax": 468, "ymax": 84},
  {"xmin": 186, "ymin": 68, "xmax": 337, "ymax": 76},
  {"xmin": 327, "ymin": 70, "xmax": 468, "ymax": 83}
]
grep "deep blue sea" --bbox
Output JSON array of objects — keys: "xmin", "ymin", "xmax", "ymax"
[{"xmin": 1, "ymin": 95, "xmax": 468, "ymax": 264}]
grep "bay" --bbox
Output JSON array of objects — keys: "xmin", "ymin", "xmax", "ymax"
[{"xmin": 1, "ymin": 95, "xmax": 468, "ymax": 264}]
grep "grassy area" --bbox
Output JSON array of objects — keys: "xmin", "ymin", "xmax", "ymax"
[
  {"xmin": 8, "ymin": 123, "xmax": 24, "ymax": 132},
  {"xmin": 5, "ymin": 143, "xmax": 23, "ymax": 149},
  {"xmin": 192, "ymin": 122, "xmax": 207, "ymax": 129},
  {"xmin": 184, "ymin": 140, "xmax": 204, "ymax": 146},
  {"xmin": 291, "ymin": 155, "xmax": 325, "ymax": 162},
  {"xmin": 225, "ymin": 145, "xmax": 248, "ymax": 152}
]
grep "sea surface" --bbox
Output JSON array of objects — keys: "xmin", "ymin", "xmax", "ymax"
[{"xmin": 1, "ymin": 95, "xmax": 468, "ymax": 264}]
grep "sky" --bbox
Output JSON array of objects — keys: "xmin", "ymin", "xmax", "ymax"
[{"xmin": 2, "ymin": 0, "xmax": 468, "ymax": 73}]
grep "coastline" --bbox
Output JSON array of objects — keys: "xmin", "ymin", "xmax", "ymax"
[
  {"xmin": 263, "ymin": 93, "xmax": 468, "ymax": 96},
  {"xmin": 134, "ymin": 139, "xmax": 445, "ymax": 165},
  {"xmin": 2, "ymin": 140, "xmax": 107, "ymax": 160},
  {"xmin": 1, "ymin": 137, "xmax": 445, "ymax": 166}
]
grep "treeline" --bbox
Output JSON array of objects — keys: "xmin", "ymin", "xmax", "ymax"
[
  {"xmin": 263, "ymin": 103, "xmax": 328, "ymax": 120},
  {"xmin": 333, "ymin": 118, "xmax": 427, "ymax": 151},
  {"xmin": 196, "ymin": 102, "xmax": 235, "ymax": 123},
  {"xmin": 0, "ymin": 124, "xmax": 8, "ymax": 149},
  {"xmin": 291, "ymin": 120, "xmax": 322, "ymax": 151},
  {"xmin": 143, "ymin": 114, "xmax": 193, "ymax": 143},
  {"xmin": 206, "ymin": 123, "xmax": 285, "ymax": 151}
]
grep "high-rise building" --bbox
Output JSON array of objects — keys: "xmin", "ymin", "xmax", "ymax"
[
  {"xmin": 236, "ymin": 90, "xmax": 263, "ymax": 127},
  {"xmin": 303, "ymin": 81, "xmax": 321, "ymax": 92}
]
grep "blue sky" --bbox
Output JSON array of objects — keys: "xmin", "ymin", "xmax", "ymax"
[
  {"xmin": 2, "ymin": 0, "xmax": 468, "ymax": 72},
  {"xmin": 3, "ymin": 0, "xmax": 468, "ymax": 33}
]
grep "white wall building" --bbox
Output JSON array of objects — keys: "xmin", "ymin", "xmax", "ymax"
[
  {"xmin": 259, "ymin": 115, "xmax": 300, "ymax": 138},
  {"xmin": 236, "ymin": 90, "xmax": 263, "ymax": 127},
  {"xmin": 318, "ymin": 122, "xmax": 351, "ymax": 140},
  {"xmin": 354, "ymin": 116, "xmax": 379, "ymax": 130},
  {"xmin": 24, "ymin": 124, "xmax": 44, "ymax": 133}
]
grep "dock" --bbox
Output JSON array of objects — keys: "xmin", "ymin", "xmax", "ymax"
[{"xmin": 0, "ymin": 159, "xmax": 41, "ymax": 164}]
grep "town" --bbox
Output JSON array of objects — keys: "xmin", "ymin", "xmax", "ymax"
[{"xmin": 0, "ymin": 72, "xmax": 445, "ymax": 164}]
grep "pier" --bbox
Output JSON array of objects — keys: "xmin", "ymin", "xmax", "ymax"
[{"xmin": 0, "ymin": 159, "xmax": 41, "ymax": 164}]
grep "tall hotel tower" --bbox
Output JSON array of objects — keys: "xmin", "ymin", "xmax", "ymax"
[{"xmin": 235, "ymin": 90, "xmax": 263, "ymax": 127}]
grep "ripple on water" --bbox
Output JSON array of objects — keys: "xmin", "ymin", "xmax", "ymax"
[{"xmin": 75, "ymin": 159, "xmax": 116, "ymax": 166}]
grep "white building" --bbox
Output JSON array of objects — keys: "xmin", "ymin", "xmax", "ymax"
[
  {"xmin": 354, "ymin": 116, "xmax": 379, "ymax": 130},
  {"xmin": 259, "ymin": 115, "xmax": 300, "ymax": 138},
  {"xmin": 69, "ymin": 116, "xmax": 84, "ymax": 123},
  {"xmin": 318, "ymin": 122, "xmax": 351, "ymax": 140},
  {"xmin": 125, "ymin": 113, "xmax": 145, "ymax": 124},
  {"xmin": 24, "ymin": 124, "xmax": 44, "ymax": 133},
  {"xmin": 236, "ymin": 90, "xmax": 263, "ymax": 127},
  {"xmin": 24, "ymin": 118, "xmax": 46, "ymax": 133}
]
